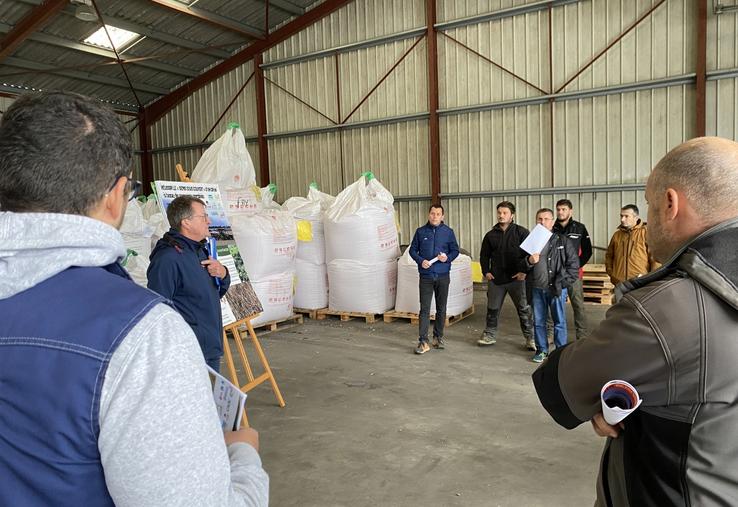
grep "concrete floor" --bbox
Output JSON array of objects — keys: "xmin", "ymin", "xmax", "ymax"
[{"xmin": 243, "ymin": 291, "xmax": 610, "ymax": 507}]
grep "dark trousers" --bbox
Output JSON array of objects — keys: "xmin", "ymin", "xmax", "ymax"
[
  {"xmin": 418, "ymin": 275, "xmax": 451, "ymax": 342},
  {"xmin": 485, "ymin": 279, "xmax": 533, "ymax": 339},
  {"xmin": 206, "ymin": 356, "xmax": 222, "ymax": 373}
]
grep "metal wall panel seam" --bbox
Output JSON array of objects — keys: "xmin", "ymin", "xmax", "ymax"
[{"xmin": 440, "ymin": 182, "xmax": 646, "ymax": 199}]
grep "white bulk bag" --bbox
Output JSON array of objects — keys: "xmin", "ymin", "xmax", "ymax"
[
  {"xmin": 284, "ymin": 185, "xmax": 335, "ymax": 265},
  {"xmin": 191, "ymin": 124, "xmax": 256, "ymax": 189},
  {"xmin": 324, "ymin": 174, "xmax": 400, "ymax": 263},
  {"xmin": 394, "ymin": 248, "xmax": 474, "ymax": 316},
  {"xmin": 327, "ymin": 259, "xmax": 397, "ymax": 314},
  {"xmin": 249, "ymin": 271, "xmax": 295, "ymax": 326},
  {"xmin": 294, "ymin": 259, "xmax": 328, "ymax": 310},
  {"xmin": 120, "ymin": 199, "xmax": 154, "ymax": 259},
  {"xmin": 121, "ymin": 250, "xmax": 150, "ymax": 288},
  {"xmin": 231, "ymin": 209, "xmax": 297, "ymax": 280}
]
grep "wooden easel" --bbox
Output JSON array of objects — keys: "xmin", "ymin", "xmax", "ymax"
[{"xmin": 222, "ymin": 316, "xmax": 286, "ymax": 426}]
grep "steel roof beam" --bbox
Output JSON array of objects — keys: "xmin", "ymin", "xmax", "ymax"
[
  {"xmin": 0, "ymin": 0, "xmax": 68, "ymax": 62},
  {"xmin": 145, "ymin": 0, "xmax": 354, "ymax": 123},
  {"xmin": 266, "ymin": 0, "xmax": 305, "ymax": 16},
  {"xmin": 149, "ymin": 0, "xmax": 265, "ymax": 40},
  {"xmin": 2, "ymin": 56, "xmax": 169, "ymax": 95},
  {"xmin": 14, "ymin": 0, "xmax": 235, "ymax": 60},
  {"xmin": 0, "ymin": 22, "xmax": 198, "ymax": 77}
]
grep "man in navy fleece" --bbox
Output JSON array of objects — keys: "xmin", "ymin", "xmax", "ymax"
[
  {"xmin": 148, "ymin": 195, "xmax": 230, "ymax": 372},
  {"xmin": 408, "ymin": 204, "xmax": 460, "ymax": 355}
]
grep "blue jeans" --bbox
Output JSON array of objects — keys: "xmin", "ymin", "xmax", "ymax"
[
  {"xmin": 532, "ymin": 287, "xmax": 568, "ymax": 354},
  {"xmin": 206, "ymin": 356, "xmax": 222, "ymax": 373}
]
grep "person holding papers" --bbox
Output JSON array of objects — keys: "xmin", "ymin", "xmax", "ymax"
[
  {"xmin": 0, "ymin": 92, "xmax": 268, "ymax": 507},
  {"xmin": 408, "ymin": 204, "xmax": 460, "ymax": 355},
  {"xmin": 148, "ymin": 195, "xmax": 230, "ymax": 372},
  {"xmin": 478, "ymin": 201, "xmax": 534, "ymax": 349},
  {"xmin": 524, "ymin": 208, "xmax": 578, "ymax": 363}
]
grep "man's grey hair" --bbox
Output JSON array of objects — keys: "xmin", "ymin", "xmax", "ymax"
[
  {"xmin": 0, "ymin": 91, "xmax": 132, "ymax": 214},
  {"xmin": 167, "ymin": 195, "xmax": 206, "ymax": 231},
  {"xmin": 650, "ymin": 137, "xmax": 738, "ymax": 222}
]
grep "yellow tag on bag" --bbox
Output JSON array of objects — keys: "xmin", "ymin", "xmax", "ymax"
[
  {"xmin": 471, "ymin": 261, "xmax": 484, "ymax": 283},
  {"xmin": 297, "ymin": 220, "xmax": 313, "ymax": 242}
]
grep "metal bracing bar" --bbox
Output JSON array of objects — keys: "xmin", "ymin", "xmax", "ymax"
[
  {"xmin": 260, "ymin": 28, "xmax": 427, "ymax": 69},
  {"xmin": 440, "ymin": 183, "xmax": 646, "ymax": 200},
  {"xmin": 434, "ymin": 0, "xmax": 580, "ymax": 32},
  {"xmin": 264, "ymin": 75, "xmax": 338, "ymax": 124},
  {"xmin": 555, "ymin": 0, "xmax": 667, "ymax": 94},
  {"xmin": 200, "ymin": 72, "xmax": 255, "ymax": 143},
  {"xmin": 440, "ymin": 31, "xmax": 549, "ymax": 96}
]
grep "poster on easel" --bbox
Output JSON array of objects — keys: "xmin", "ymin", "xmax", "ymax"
[{"xmin": 153, "ymin": 181, "xmax": 263, "ymax": 320}]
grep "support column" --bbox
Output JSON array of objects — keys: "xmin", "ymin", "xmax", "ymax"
[
  {"xmin": 696, "ymin": 0, "xmax": 707, "ymax": 137},
  {"xmin": 255, "ymin": 53, "xmax": 270, "ymax": 186},
  {"xmin": 138, "ymin": 108, "xmax": 154, "ymax": 191},
  {"xmin": 426, "ymin": 0, "xmax": 441, "ymax": 205}
]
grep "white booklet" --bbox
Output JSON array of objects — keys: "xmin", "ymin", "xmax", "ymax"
[
  {"xmin": 520, "ymin": 224, "xmax": 553, "ymax": 255},
  {"xmin": 207, "ymin": 366, "xmax": 247, "ymax": 431}
]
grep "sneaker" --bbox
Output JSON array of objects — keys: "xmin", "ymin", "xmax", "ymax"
[
  {"xmin": 477, "ymin": 333, "xmax": 497, "ymax": 346},
  {"xmin": 531, "ymin": 351, "xmax": 548, "ymax": 363},
  {"xmin": 525, "ymin": 338, "xmax": 536, "ymax": 351},
  {"xmin": 414, "ymin": 341, "xmax": 431, "ymax": 355},
  {"xmin": 432, "ymin": 336, "xmax": 445, "ymax": 349}
]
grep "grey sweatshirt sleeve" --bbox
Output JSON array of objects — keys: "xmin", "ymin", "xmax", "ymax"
[{"xmin": 98, "ymin": 303, "xmax": 269, "ymax": 507}]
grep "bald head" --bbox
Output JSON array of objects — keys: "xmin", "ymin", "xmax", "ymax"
[
  {"xmin": 649, "ymin": 137, "xmax": 738, "ymax": 225},
  {"xmin": 646, "ymin": 137, "xmax": 738, "ymax": 262}
]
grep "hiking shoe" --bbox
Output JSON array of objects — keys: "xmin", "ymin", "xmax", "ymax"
[
  {"xmin": 432, "ymin": 336, "xmax": 445, "ymax": 349},
  {"xmin": 477, "ymin": 333, "xmax": 496, "ymax": 346},
  {"xmin": 414, "ymin": 341, "xmax": 431, "ymax": 355},
  {"xmin": 525, "ymin": 338, "xmax": 536, "ymax": 351},
  {"xmin": 532, "ymin": 351, "xmax": 548, "ymax": 363}
]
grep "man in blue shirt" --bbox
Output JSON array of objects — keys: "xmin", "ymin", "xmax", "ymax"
[
  {"xmin": 408, "ymin": 204, "xmax": 460, "ymax": 354},
  {"xmin": 148, "ymin": 195, "xmax": 230, "ymax": 372}
]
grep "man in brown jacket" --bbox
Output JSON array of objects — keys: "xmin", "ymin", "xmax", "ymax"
[{"xmin": 605, "ymin": 204, "xmax": 659, "ymax": 285}]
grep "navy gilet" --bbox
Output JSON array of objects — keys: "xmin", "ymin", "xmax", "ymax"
[{"xmin": 0, "ymin": 263, "xmax": 164, "ymax": 506}]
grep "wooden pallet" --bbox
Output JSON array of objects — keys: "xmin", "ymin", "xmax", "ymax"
[
  {"xmin": 315, "ymin": 308, "xmax": 383, "ymax": 323},
  {"xmin": 584, "ymin": 294, "xmax": 614, "ymax": 305},
  {"xmin": 583, "ymin": 287, "xmax": 615, "ymax": 296},
  {"xmin": 249, "ymin": 313, "xmax": 304, "ymax": 333},
  {"xmin": 583, "ymin": 278, "xmax": 614, "ymax": 289},
  {"xmin": 293, "ymin": 307, "xmax": 326, "ymax": 320},
  {"xmin": 383, "ymin": 306, "xmax": 475, "ymax": 327}
]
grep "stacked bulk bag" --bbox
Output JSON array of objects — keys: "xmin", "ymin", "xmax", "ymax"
[
  {"xmin": 191, "ymin": 123, "xmax": 256, "ymax": 190},
  {"xmin": 283, "ymin": 184, "xmax": 334, "ymax": 310},
  {"xmin": 230, "ymin": 184, "xmax": 297, "ymax": 326},
  {"xmin": 394, "ymin": 247, "xmax": 474, "ymax": 316},
  {"xmin": 324, "ymin": 173, "xmax": 400, "ymax": 313},
  {"xmin": 119, "ymin": 199, "xmax": 154, "ymax": 286}
]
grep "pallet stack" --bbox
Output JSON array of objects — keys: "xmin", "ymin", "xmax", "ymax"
[{"xmin": 582, "ymin": 264, "xmax": 614, "ymax": 305}]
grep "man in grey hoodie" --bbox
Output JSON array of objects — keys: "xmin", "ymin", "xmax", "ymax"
[
  {"xmin": 533, "ymin": 137, "xmax": 738, "ymax": 506},
  {"xmin": 0, "ymin": 91, "xmax": 268, "ymax": 506}
]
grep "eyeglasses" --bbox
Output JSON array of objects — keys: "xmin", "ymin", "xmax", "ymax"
[
  {"xmin": 187, "ymin": 213, "xmax": 209, "ymax": 220},
  {"xmin": 108, "ymin": 175, "xmax": 142, "ymax": 201}
]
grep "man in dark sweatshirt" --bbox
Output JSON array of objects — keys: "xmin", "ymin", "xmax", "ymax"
[
  {"xmin": 408, "ymin": 204, "xmax": 460, "ymax": 355},
  {"xmin": 148, "ymin": 195, "xmax": 230, "ymax": 372},
  {"xmin": 478, "ymin": 201, "xmax": 533, "ymax": 349}
]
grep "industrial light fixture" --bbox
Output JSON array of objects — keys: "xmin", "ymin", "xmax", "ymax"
[{"xmin": 71, "ymin": 0, "xmax": 98, "ymax": 22}]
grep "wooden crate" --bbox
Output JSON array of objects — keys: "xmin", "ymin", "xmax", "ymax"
[
  {"xmin": 383, "ymin": 306, "xmax": 475, "ymax": 327},
  {"xmin": 315, "ymin": 308, "xmax": 383, "ymax": 324}
]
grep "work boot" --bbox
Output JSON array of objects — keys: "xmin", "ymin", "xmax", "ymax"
[
  {"xmin": 477, "ymin": 332, "xmax": 496, "ymax": 346},
  {"xmin": 525, "ymin": 338, "xmax": 536, "ymax": 351},
  {"xmin": 414, "ymin": 341, "xmax": 431, "ymax": 355},
  {"xmin": 432, "ymin": 336, "xmax": 445, "ymax": 349}
]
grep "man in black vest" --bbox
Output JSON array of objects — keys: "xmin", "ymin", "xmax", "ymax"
[{"xmin": 553, "ymin": 199, "xmax": 592, "ymax": 340}]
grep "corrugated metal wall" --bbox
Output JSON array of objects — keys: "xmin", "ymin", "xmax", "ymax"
[{"xmin": 144, "ymin": 0, "xmax": 738, "ymax": 261}]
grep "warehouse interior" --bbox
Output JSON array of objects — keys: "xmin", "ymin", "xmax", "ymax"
[{"xmin": 1, "ymin": 0, "xmax": 737, "ymax": 505}]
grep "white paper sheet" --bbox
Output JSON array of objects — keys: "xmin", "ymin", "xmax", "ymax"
[
  {"xmin": 600, "ymin": 379, "xmax": 643, "ymax": 425},
  {"xmin": 520, "ymin": 224, "xmax": 553, "ymax": 255},
  {"xmin": 207, "ymin": 365, "xmax": 247, "ymax": 431},
  {"xmin": 427, "ymin": 257, "xmax": 439, "ymax": 265}
]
